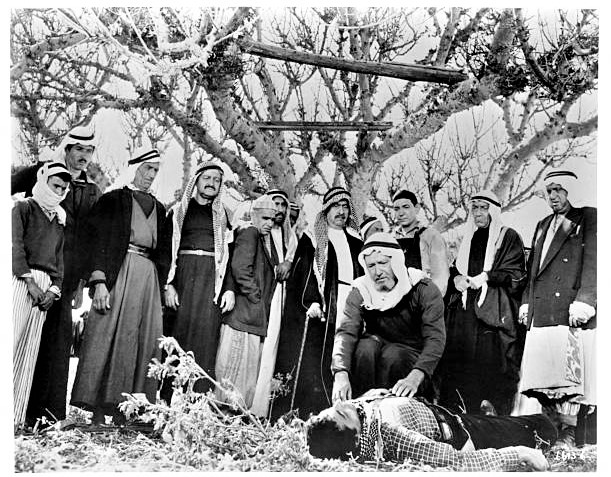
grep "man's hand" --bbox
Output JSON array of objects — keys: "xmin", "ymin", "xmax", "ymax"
[
  {"xmin": 568, "ymin": 301, "xmax": 595, "ymax": 327},
  {"xmin": 514, "ymin": 446, "xmax": 549, "ymax": 471},
  {"xmin": 306, "ymin": 302, "xmax": 324, "ymax": 321},
  {"xmin": 164, "ymin": 284, "xmax": 180, "ymax": 310},
  {"xmin": 25, "ymin": 278, "xmax": 45, "ymax": 305},
  {"xmin": 220, "ymin": 290, "xmax": 235, "ymax": 313},
  {"xmin": 518, "ymin": 304, "xmax": 529, "ymax": 325},
  {"xmin": 454, "ymin": 275, "xmax": 470, "ymax": 293},
  {"xmin": 275, "ymin": 261, "xmax": 292, "ymax": 282},
  {"xmin": 332, "ymin": 371, "xmax": 352, "ymax": 402},
  {"xmin": 392, "ymin": 369, "xmax": 425, "ymax": 398},
  {"xmin": 92, "ymin": 283, "xmax": 111, "ymax": 313},
  {"xmin": 38, "ymin": 291, "xmax": 56, "ymax": 311},
  {"xmin": 72, "ymin": 280, "xmax": 85, "ymax": 309},
  {"xmin": 467, "ymin": 272, "xmax": 487, "ymax": 290}
]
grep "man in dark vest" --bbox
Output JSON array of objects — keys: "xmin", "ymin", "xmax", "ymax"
[
  {"xmin": 12, "ymin": 126, "xmax": 102, "ymax": 427},
  {"xmin": 392, "ymin": 190, "xmax": 449, "ymax": 296}
]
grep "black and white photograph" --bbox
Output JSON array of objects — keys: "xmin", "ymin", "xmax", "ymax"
[{"xmin": 8, "ymin": 5, "xmax": 600, "ymax": 472}]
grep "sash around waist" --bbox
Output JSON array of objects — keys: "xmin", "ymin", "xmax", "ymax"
[{"xmin": 178, "ymin": 249, "xmax": 215, "ymax": 257}]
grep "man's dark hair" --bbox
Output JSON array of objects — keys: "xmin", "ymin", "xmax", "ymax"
[
  {"xmin": 392, "ymin": 189, "xmax": 418, "ymax": 206},
  {"xmin": 306, "ymin": 415, "xmax": 359, "ymax": 460}
]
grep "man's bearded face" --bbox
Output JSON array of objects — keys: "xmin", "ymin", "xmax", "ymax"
[
  {"xmin": 196, "ymin": 169, "xmax": 222, "ymax": 200},
  {"xmin": 271, "ymin": 196, "xmax": 288, "ymax": 225},
  {"xmin": 364, "ymin": 251, "xmax": 397, "ymax": 292},
  {"xmin": 326, "ymin": 199, "xmax": 350, "ymax": 229}
]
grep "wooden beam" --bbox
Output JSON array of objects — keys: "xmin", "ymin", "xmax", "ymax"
[
  {"xmin": 254, "ymin": 121, "xmax": 393, "ymax": 131},
  {"xmin": 239, "ymin": 38, "xmax": 468, "ymax": 85}
]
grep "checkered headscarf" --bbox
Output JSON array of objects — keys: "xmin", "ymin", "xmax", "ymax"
[
  {"xmin": 166, "ymin": 161, "xmax": 231, "ymax": 302},
  {"xmin": 312, "ymin": 187, "xmax": 360, "ymax": 299}
]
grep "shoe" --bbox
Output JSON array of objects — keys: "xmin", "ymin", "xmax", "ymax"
[
  {"xmin": 480, "ymin": 400, "xmax": 497, "ymax": 416},
  {"xmin": 555, "ymin": 425, "xmax": 576, "ymax": 449}
]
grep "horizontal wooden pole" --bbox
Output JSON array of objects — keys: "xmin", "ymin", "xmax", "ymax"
[
  {"xmin": 239, "ymin": 38, "xmax": 467, "ymax": 85},
  {"xmin": 254, "ymin": 121, "xmax": 393, "ymax": 131}
]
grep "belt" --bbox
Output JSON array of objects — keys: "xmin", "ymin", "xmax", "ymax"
[
  {"xmin": 178, "ymin": 249, "xmax": 215, "ymax": 257},
  {"xmin": 422, "ymin": 399, "xmax": 475, "ymax": 451},
  {"xmin": 127, "ymin": 243, "xmax": 152, "ymax": 258}
]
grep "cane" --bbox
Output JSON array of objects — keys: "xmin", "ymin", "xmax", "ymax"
[{"xmin": 290, "ymin": 311, "xmax": 310, "ymax": 411}]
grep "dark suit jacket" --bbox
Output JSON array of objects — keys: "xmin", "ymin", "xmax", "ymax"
[
  {"xmin": 86, "ymin": 188, "xmax": 167, "ymax": 293},
  {"xmin": 223, "ymin": 226, "xmax": 278, "ymax": 337},
  {"xmin": 523, "ymin": 206, "xmax": 597, "ymax": 329}
]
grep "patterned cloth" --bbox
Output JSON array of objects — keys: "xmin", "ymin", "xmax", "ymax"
[
  {"xmin": 166, "ymin": 166, "xmax": 231, "ymax": 303},
  {"xmin": 312, "ymin": 188, "xmax": 360, "ymax": 307},
  {"xmin": 13, "ymin": 269, "xmax": 52, "ymax": 427},
  {"xmin": 355, "ymin": 397, "xmax": 521, "ymax": 471}
]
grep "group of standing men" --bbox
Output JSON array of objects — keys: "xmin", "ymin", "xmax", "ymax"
[{"xmin": 12, "ymin": 126, "xmax": 596, "ymax": 456}]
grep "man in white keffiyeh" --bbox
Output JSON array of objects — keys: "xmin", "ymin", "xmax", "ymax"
[
  {"xmin": 159, "ymin": 160, "xmax": 235, "ymax": 397},
  {"xmin": 439, "ymin": 190, "xmax": 527, "ymax": 417},
  {"xmin": 331, "ymin": 232, "xmax": 445, "ymax": 403}
]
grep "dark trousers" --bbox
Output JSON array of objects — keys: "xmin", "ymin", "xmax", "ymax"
[
  {"xmin": 26, "ymin": 288, "xmax": 74, "ymax": 423},
  {"xmin": 459, "ymin": 413, "xmax": 558, "ymax": 450},
  {"xmin": 353, "ymin": 336, "xmax": 435, "ymax": 401}
]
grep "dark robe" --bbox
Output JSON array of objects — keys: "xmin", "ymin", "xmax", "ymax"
[
  {"xmin": 12, "ymin": 165, "xmax": 102, "ymax": 424},
  {"xmin": 159, "ymin": 202, "xmax": 233, "ymax": 394},
  {"xmin": 272, "ymin": 230, "xmax": 362, "ymax": 421},
  {"xmin": 439, "ymin": 226, "xmax": 527, "ymax": 415}
]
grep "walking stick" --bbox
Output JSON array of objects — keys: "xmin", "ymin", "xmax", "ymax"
[{"xmin": 290, "ymin": 311, "xmax": 310, "ymax": 411}]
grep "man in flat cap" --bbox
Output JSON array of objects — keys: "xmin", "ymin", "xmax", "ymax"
[
  {"xmin": 439, "ymin": 190, "xmax": 527, "ymax": 417},
  {"xmin": 518, "ymin": 169, "xmax": 597, "ymax": 447},
  {"xmin": 274, "ymin": 186, "xmax": 363, "ymax": 420},
  {"xmin": 215, "ymin": 195, "xmax": 279, "ymax": 409},
  {"xmin": 158, "ymin": 161, "xmax": 235, "ymax": 399},
  {"xmin": 332, "ymin": 233, "xmax": 445, "ymax": 403},
  {"xmin": 392, "ymin": 190, "xmax": 450, "ymax": 296},
  {"xmin": 12, "ymin": 162, "xmax": 72, "ymax": 428},
  {"xmin": 11, "ymin": 126, "xmax": 103, "ymax": 427},
  {"xmin": 71, "ymin": 146, "xmax": 167, "ymax": 425}
]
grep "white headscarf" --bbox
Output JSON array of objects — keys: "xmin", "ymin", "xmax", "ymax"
[
  {"xmin": 353, "ymin": 232, "xmax": 424, "ymax": 312},
  {"xmin": 455, "ymin": 190, "xmax": 504, "ymax": 308},
  {"xmin": 266, "ymin": 189, "xmax": 298, "ymax": 260},
  {"xmin": 542, "ymin": 169, "xmax": 584, "ymax": 207},
  {"xmin": 109, "ymin": 146, "xmax": 161, "ymax": 193},
  {"xmin": 50, "ymin": 126, "xmax": 96, "ymax": 164},
  {"xmin": 31, "ymin": 162, "xmax": 71, "ymax": 225}
]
